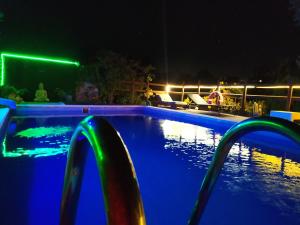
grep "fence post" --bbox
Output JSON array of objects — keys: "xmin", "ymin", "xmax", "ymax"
[
  {"xmin": 181, "ymin": 82, "xmax": 185, "ymax": 101},
  {"xmin": 286, "ymin": 85, "xmax": 293, "ymax": 111},
  {"xmin": 131, "ymin": 80, "xmax": 135, "ymax": 104},
  {"xmin": 241, "ymin": 85, "xmax": 247, "ymax": 113}
]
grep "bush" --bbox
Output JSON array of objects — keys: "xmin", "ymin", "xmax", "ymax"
[{"xmin": 0, "ymin": 85, "xmax": 24, "ymax": 103}]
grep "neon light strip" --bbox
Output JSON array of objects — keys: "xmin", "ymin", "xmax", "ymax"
[
  {"xmin": 0, "ymin": 52, "xmax": 80, "ymax": 86},
  {"xmin": 1, "ymin": 54, "xmax": 4, "ymax": 86},
  {"xmin": 198, "ymin": 86, "xmax": 218, "ymax": 89},
  {"xmin": 182, "ymin": 85, "xmax": 198, "ymax": 89},
  {"xmin": 163, "ymin": 85, "xmax": 256, "ymax": 89},
  {"xmin": 220, "ymin": 85, "xmax": 244, "ymax": 89},
  {"xmin": 167, "ymin": 84, "xmax": 183, "ymax": 88},
  {"xmin": 256, "ymin": 86, "xmax": 289, "ymax": 89}
]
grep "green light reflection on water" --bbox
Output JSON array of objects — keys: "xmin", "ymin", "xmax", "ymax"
[
  {"xmin": 15, "ymin": 126, "xmax": 73, "ymax": 139},
  {"xmin": 3, "ymin": 146, "xmax": 69, "ymax": 158},
  {"xmin": 2, "ymin": 126, "xmax": 73, "ymax": 158}
]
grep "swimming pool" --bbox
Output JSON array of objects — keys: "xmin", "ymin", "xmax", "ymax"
[{"xmin": 1, "ymin": 106, "xmax": 300, "ymax": 225}]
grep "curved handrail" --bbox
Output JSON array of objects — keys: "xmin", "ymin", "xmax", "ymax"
[
  {"xmin": 60, "ymin": 116, "xmax": 146, "ymax": 225},
  {"xmin": 188, "ymin": 116, "xmax": 300, "ymax": 225}
]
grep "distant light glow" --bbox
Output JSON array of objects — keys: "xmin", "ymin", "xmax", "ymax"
[
  {"xmin": 0, "ymin": 52, "xmax": 80, "ymax": 86},
  {"xmin": 165, "ymin": 85, "xmax": 171, "ymax": 92}
]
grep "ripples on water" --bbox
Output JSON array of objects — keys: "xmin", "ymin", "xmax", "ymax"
[
  {"xmin": 160, "ymin": 119, "xmax": 300, "ymax": 216},
  {"xmin": 3, "ymin": 126, "xmax": 73, "ymax": 157},
  {"xmin": 2, "ymin": 117, "xmax": 300, "ymax": 222}
]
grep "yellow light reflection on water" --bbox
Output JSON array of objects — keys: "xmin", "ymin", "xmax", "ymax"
[
  {"xmin": 252, "ymin": 150, "xmax": 282, "ymax": 173},
  {"xmin": 160, "ymin": 120, "xmax": 221, "ymax": 147},
  {"xmin": 252, "ymin": 149, "xmax": 300, "ymax": 177},
  {"xmin": 161, "ymin": 119, "xmax": 300, "ymax": 178},
  {"xmin": 284, "ymin": 159, "xmax": 300, "ymax": 177}
]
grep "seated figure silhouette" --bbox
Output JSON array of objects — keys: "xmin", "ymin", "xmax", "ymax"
[{"xmin": 34, "ymin": 82, "xmax": 49, "ymax": 102}]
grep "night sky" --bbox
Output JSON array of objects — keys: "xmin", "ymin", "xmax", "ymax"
[{"xmin": 1, "ymin": 0, "xmax": 300, "ymax": 82}]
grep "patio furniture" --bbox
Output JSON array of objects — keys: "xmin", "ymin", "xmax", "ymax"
[
  {"xmin": 187, "ymin": 94, "xmax": 218, "ymax": 110},
  {"xmin": 188, "ymin": 93, "xmax": 235, "ymax": 111},
  {"xmin": 188, "ymin": 94, "xmax": 209, "ymax": 105},
  {"xmin": 152, "ymin": 93, "xmax": 188, "ymax": 109}
]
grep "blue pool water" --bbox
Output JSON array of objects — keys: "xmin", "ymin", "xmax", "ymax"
[{"xmin": 1, "ymin": 115, "xmax": 300, "ymax": 225}]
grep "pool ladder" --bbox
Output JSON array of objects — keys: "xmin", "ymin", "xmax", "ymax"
[
  {"xmin": 59, "ymin": 116, "xmax": 146, "ymax": 225},
  {"xmin": 59, "ymin": 116, "xmax": 300, "ymax": 225}
]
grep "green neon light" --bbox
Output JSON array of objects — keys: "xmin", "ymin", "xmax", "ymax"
[
  {"xmin": 0, "ymin": 52, "xmax": 80, "ymax": 86},
  {"xmin": 1, "ymin": 54, "xmax": 4, "ymax": 86}
]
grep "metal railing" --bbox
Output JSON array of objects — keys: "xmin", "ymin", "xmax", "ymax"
[
  {"xmin": 188, "ymin": 117, "xmax": 300, "ymax": 225},
  {"xmin": 59, "ymin": 115, "xmax": 300, "ymax": 225},
  {"xmin": 60, "ymin": 116, "xmax": 146, "ymax": 225},
  {"xmin": 120, "ymin": 81, "xmax": 300, "ymax": 111}
]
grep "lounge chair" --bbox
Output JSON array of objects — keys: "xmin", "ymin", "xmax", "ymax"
[
  {"xmin": 187, "ymin": 93, "xmax": 235, "ymax": 111},
  {"xmin": 188, "ymin": 94, "xmax": 209, "ymax": 106},
  {"xmin": 152, "ymin": 93, "xmax": 188, "ymax": 109},
  {"xmin": 187, "ymin": 94, "xmax": 217, "ymax": 110}
]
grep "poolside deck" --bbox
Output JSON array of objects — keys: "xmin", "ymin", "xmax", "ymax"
[{"xmin": 180, "ymin": 109, "xmax": 248, "ymax": 122}]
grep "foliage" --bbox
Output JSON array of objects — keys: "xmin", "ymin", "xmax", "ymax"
[
  {"xmin": 144, "ymin": 87, "xmax": 153, "ymax": 100},
  {"xmin": 203, "ymin": 88, "xmax": 241, "ymax": 112},
  {"xmin": 289, "ymin": 0, "xmax": 300, "ymax": 26},
  {"xmin": 75, "ymin": 81, "xmax": 99, "ymax": 104},
  {"xmin": 0, "ymin": 11, "xmax": 4, "ymax": 22},
  {"xmin": 245, "ymin": 100, "xmax": 266, "ymax": 116},
  {"xmin": 78, "ymin": 52, "xmax": 155, "ymax": 104},
  {"xmin": 223, "ymin": 88, "xmax": 242, "ymax": 111},
  {"xmin": 251, "ymin": 57, "xmax": 300, "ymax": 84},
  {"xmin": 0, "ymin": 85, "xmax": 24, "ymax": 103},
  {"xmin": 208, "ymin": 87, "xmax": 267, "ymax": 116}
]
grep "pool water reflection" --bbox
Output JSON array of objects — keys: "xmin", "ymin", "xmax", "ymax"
[{"xmin": 1, "ymin": 116, "xmax": 300, "ymax": 225}]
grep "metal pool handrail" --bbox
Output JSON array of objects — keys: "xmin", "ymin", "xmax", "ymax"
[
  {"xmin": 60, "ymin": 116, "xmax": 146, "ymax": 225},
  {"xmin": 188, "ymin": 116, "xmax": 300, "ymax": 225}
]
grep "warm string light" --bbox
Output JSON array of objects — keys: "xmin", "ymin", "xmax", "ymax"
[
  {"xmin": 164, "ymin": 84, "xmax": 257, "ymax": 92},
  {"xmin": 256, "ymin": 85, "xmax": 290, "ymax": 89},
  {"xmin": 162, "ymin": 83, "xmax": 300, "ymax": 93}
]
